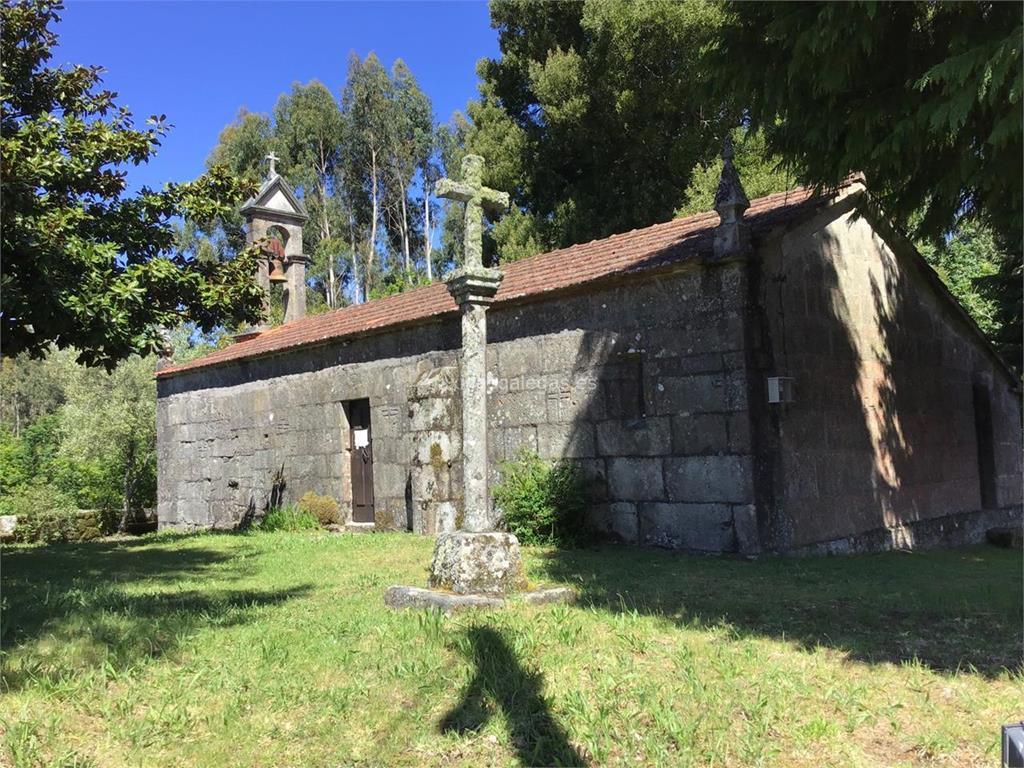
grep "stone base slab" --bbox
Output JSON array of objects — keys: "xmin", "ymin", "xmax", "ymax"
[
  {"xmin": 429, "ymin": 531, "xmax": 526, "ymax": 595},
  {"xmin": 384, "ymin": 585, "xmax": 576, "ymax": 614}
]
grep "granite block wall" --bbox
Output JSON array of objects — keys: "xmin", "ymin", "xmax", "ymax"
[
  {"xmin": 158, "ymin": 323, "xmax": 463, "ymax": 532},
  {"xmin": 755, "ymin": 199, "xmax": 1023, "ymax": 550},
  {"xmin": 486, "ymin": 262, "xmax": 756, "ymax": 551},
  {"xmin": 158, "ymin": 263, "xmax": 760, "ymax": 551}
]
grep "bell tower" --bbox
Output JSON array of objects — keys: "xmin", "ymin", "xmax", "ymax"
[{"xmin": 240, "ymin": 153, "xmax": 310, "ymax": 327}]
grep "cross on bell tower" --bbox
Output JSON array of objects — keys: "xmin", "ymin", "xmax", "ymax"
[{"xmin": 265, "ymin": 152, "xmax": 280, "ymax": 178}]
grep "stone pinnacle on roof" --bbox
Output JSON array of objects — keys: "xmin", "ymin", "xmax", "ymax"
[{"xmin": 713, "ymin": 134, "xmax": 751, "ymax": 260}]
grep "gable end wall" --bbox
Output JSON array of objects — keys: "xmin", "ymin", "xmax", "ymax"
[{"xmin": 757, "ymin": 198, "xmax": 1022, "ymax": 551}]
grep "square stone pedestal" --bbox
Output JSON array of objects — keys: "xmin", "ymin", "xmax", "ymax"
[
  {"xmin": 384, "ymin": 531, "xmax": 576, "ymax": 613},
  {"xmin": 428, "ymin": 531, "xmax": 526, "ymax": 595}
]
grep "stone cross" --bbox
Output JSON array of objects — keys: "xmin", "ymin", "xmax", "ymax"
[
  {"xmin": 436, "ymin": 154, "xmax": 509, "ymax": 271},
  {"xmin": 713, "ymin": 135, "xmax": 751, "ymax": 259},
  {"xmin": 437, "ymin": 155, "xmax": 507, "ymax": 534},
  {"xmin": 265, "ymin": 152, "xmax": 280, "ymax": 177}
]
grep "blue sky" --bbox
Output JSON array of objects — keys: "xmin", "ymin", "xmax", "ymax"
[{"xmin": 55, "ymin": 1, "xmax": 499, "ymax": 192}]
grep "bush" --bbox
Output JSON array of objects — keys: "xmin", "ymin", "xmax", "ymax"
[
  {"xmin": 259, "ymin": 504, "xmax": 320, "ymax": 532},
  {"xmin": 492, "ymin": 449, "xmax": 588, "ymax": 546},
  {"xmin": 15, "ymin": 509, "xmax": 79, "ymax": 543},
  {"xmin": 297, "ymin": 491, "xmax": 340, "ymax": 526}
]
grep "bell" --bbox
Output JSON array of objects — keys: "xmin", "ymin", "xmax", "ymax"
[{"xmin": 268, "ymin": 257, "xmax": 287, "ymax": 284}]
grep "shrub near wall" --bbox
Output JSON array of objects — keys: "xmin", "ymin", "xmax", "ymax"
[
  {"xmin": 297, "ymin": 491, "xmax": 341, "ymax": 526},
  {"xmin": 493, "ymin": 449, "xmax": 588, "ymax": 546},
  {"xmin": 259, "ymin": 504, "xmax": 320, "ymax": 532}
]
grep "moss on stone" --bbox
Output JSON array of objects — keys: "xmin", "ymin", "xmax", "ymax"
[{"xmin": 429, "ymin": 441, "xmax": 445, "ymax": 472}]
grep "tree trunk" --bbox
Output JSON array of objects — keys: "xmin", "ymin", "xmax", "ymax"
[
  {"xmin": 316, "ymin": 143, "xmax": 337, "ymax": 309},
  {"xmin": 366, "ymin": 146, "xmax": 379, "ymax": 302},
  {"xmin": 348, "ymin": 214, "xmax": 361, "ymax": 305},
  {"xmin": 118, "ymin": 441, "xmax": 136, "ymax": 533},
  {"xmin": 400, "ymin": 183, "xmax": 410, "ymax": 273},
  {"xmin": 423, "ymin": 176, "xmax": 433, "ymax": 281},
  {"xmin": 319, "ymin": 179, "xmax": 336, "ymax": 308}
]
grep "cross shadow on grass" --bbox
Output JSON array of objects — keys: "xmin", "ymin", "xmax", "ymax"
[
  {"xmin": 441, "ymin": 625, "xmax": 586, "ymax": 767},
  {"xmin": 1, "ymin": 536, "xmax": 312, "ymax": 692},
  {"xmin": 534, "ymin": 543, "xmax": 1022, "ymax": 678}
]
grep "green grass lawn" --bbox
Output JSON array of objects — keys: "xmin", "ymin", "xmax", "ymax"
[{"xmin": 1, "ymin": 532, "xmax": 1021, "ymax": 767}]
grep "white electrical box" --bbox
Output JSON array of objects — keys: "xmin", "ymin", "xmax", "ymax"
[{"xmin": 767, "ymin": 376, "xmax": 795, "ymax": 404}]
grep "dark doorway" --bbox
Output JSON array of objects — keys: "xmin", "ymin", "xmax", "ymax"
[
  {"xmin": 972, "ymin": 383, "xmax": 997, "ymax": 509},
  {"xmin": 346, "ymin": 399, "xmax": 375, "ymax": 523}
]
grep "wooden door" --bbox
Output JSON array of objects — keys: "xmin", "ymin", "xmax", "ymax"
[{"xmin": 348, "ymin": 399, "xmax": 375, "ymax": 523}]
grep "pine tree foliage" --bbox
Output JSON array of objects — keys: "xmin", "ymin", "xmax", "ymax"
[
  {"xmin": 713, "ymin": 1, "xmax": 1022, "ymax": 365},
  {"xmin": 467, "ymin": 0, "xmax": 730, "ymax": 258}
]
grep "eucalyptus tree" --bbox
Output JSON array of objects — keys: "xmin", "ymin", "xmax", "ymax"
[
  {"xmin": 274, "ymin": 80, "xmax": 349, "ymax": 307},
  {"xmin": 201, "ymin": 108, "xmax": 272, "ymax": 256},
  {"xmin": 386, "ymin": 60, "xmax": 434, "ymax": 275},
  {"xmin": 341, "ymin": 52, "xmax": 395, "ymax": 303}
]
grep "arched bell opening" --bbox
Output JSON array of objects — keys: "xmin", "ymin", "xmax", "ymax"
[{"xmin": 263, "ymin": 226, "xmax": 291, "ymax": 324}]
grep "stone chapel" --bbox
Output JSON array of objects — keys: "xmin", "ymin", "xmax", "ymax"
[{"xmin": 155, "ymin": 153, "xmax": 1022, "ymax": 555}]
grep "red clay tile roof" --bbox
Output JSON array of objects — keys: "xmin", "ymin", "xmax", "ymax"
[{"xmin": 158, "ymin": 180, "xmax": 862, "ymax": 378}]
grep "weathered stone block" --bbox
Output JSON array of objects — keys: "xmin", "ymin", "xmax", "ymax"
[
  {"xmin": 384, "ymin": 585, "xmax": 575, "ymax": 612},
  {"xmin": 602, "ymin": 378, "xmax": 645, "ymax": 419},
  {"xmin": 490, "ymin": 390, "xmax": 546, "ymax": 427},
  {"xmin": 374, "ymin": 462, "xmax": 409, "ymax": 500},
  {"xmin": 428, "ymin": 532, "xmax": 526, "ymax": 595},
  {"xmin": 663, "ymin": 455, "xmax": 752, "ymax": 503},
  {"xmin": 656, "ymin": 374, "xmax": 726, "ymax": 414},
  {"xmin": 385, "ymin": 585, "xmax": 505, "ymax": 612},
  {"xmin": 638, "ymin": 501, "xmax": 733, "ymax": 551},
  {"xmin": 588, "ymin": 502, "xmax": 638, "ymax": 543},
  {"xmin": 415, "ymin": 431, "xmax": 459, "ymax": 467},
  {"xmin": 596, "ymin": 417, "xmax": 671, "ymax": 457},
  {"xmin": 537, "ymin": 422, "xmax": 595, "ymax": 460},
  {"xmin": 496, "ymin": 426, "xmax": 538, "ymax": 461},
  {"xmin": 409, "ymin": 396, "xmax": 455, "ymax": 432},
  {"xmin": 671, "ymin": 414, "xmax": 728, "ymax": 455},
  {"xmin": 647, "ymin": 349, "xmax": 723, "ymax": 376},
  {"xmin": 732, "ymin": 504, "xmax": 760, "ymax": 554},
  {"xmin": 727, "ymin": 412, "xmax": 752, "ymax": 453},
  {"xmin": 724, "ymin": 370, "xmax": 748, "ymax": 411},
  {"xmin": 573, "ymin": 458, "xmax": 608, "ymax": 501},
  {"xmin": 607, "ymin": 457, "xmax": 665, "ymax": 501}
]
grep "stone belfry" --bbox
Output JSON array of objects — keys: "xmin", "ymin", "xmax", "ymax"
[{"xmin": 240, "ymin": 153, "xmax": 310, "ymax": 327}]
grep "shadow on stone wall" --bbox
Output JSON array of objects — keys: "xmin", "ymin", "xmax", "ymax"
[
  {"xmin": 0, "ymin": 537, "xmax": 312, "ymax": 691},
  {"xmin": 526, "ymin": 196, "xmax": 1011, "ymax": 555},
  {"xmin": 440, "ymin": 625, "xmax": 586, "ymax": 766},
  {"xmin": 759, "ymin": 202, "xmax": 1003, "ymax": 550}
]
